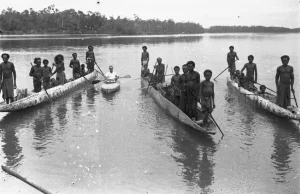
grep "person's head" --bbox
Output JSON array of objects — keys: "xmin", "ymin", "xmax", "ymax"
[
  {"xmin": 236, "ymin": 70, "xmax": 241, "ymax": 76},
  {"xmin": 43, "ymin": 59, "xmax": 49, "ymax": 66},
  {"xmin": 81, "ymin": 64, "xmax": 85, "ymax": 68},
  {"xmin": 186, "ymin": 61, "xmax": 195, "ymax": 72},
  {"xmin": 72, "ymin": 53, "xmax": 77, "ymax": 59},
  {"xmin": 88, "ymin": 45, "xmax": 93, "ymax": 51},
  {"xmin": 54, "ymin": 54, "xmax": 64, "ymax": 63},
  {"xmin": 51, "ymin": 78, "xmax": 56, "ymax": 83},
  {"xmin": 248, "ymin": 55, "xmax": 254, "ymax": 62},
  {"xmin": 109, "ymin": 65, "xmax": 113, "ymax": 72},
  {"xmin": 1, "ymin": 53, "xmax": 10, "ymax": 62},
  {"xmin": 34, "ymin": 57, "xmax": 41, "ymax": 66},
  {"xmin": 204, "ymin": 69, "xmax": 212, "ymax": 81},
  {"xmin": 260, "ymin": 85, "xmax": 266, "ymax": 93},
  {"xmin": 229, "ymin": 46, "xmax": 234, "ymax": 52},
  {"xmin": 182, "ymin": 64, "xmax": 188, "ymax": 73},
  {"xmin": 174, "ymin": 66, "xmax": 180, "ymax": 74},
  {"xmin": 281, "ymin": 55, "xmax": 290, "ymax": 66},
  {"xmin": 157, "ymin": 57, "xmax": 162, "ymax": 64},
  {"xmin": 142, "ymin": 46, "xmax": 147, "ymax": 51}
]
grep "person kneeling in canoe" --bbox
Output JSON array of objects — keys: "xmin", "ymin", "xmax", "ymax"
[
  {"xmin": 42, "ymin": 59, "xmax": 52, "ymax": 90},
  {"xmin": 80, "ymin": 64, "xmax": 86, "ymax": 77},
  {"xmin": 105, "ymin": 65, "xmax": 119, "ymax": 81},
  {"xmin": 171, "ymin": 66, "xmax": 181, "ymax": 107},
  {"xmin": 198, "ymin": 70, "xmax": 215, "ymax": 127},
  {"xmin": 29, "ymin": 58, "xmax": 43, "ymax": 93},
  {"xmin": 275, "ymin": 55, "xmax": 294, "ymax": 109},
  {"xmin": 141, "ymin": 63, "xmax": 150, "ymax": 77},
  {"xmin": 257, "ymin": 85, "xmax": 276, "ymax": 102}
]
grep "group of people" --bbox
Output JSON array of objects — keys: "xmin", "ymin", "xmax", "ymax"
[
  {"xmin": 227, "ymin": 46, "xmax": 295, "ymax": 109},
  {"xmin": 141, "ymin": 46, "xmax": 215, "ymax": 127},
  {"xmin": 0, "ymin": 45, "xmax": 97, "ymax": 104}
]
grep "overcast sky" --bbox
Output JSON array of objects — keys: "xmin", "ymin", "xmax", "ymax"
[{"xmin": 2, "ymin": 0, "xmax": 300, "ymax": 28}]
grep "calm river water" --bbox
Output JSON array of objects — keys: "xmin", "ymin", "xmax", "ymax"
[{"xmin": 0, "ymin": 33, "xmax": 299, "ymax": 194}]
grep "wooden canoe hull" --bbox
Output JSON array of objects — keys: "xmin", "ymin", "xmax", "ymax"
[
  {"xmin": 101, "ymin": 81, "xmax": 120, "ymax": 93},
  {"xmin": 227, "ymin": 77, "xmax": 300, "ymax": 120},
  {"xmin": 141, "ymin": 78, "xmax": 217, "ymax": 135},
  {"xmin": 0, "ymin": 71, "xmax": 98, "ymax": 112}
]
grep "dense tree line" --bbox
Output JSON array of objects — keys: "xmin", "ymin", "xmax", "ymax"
[
  {"xmin": 0, "ymin": 5, "xmax": 204, "ymax": 35},
  {"xmin": 206, "ymin": 26, "xmax": 300, "ymax": 33}
]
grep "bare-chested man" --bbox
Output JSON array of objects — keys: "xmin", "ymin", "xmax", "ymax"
[
  {"xmin": 0, "ymin": 53, "xmax": 17, "ymax": 104},
  {"xmin": 179, "ymin": 64, "xmax": 189, "ymax": 114},
  {"xmin": 241, "ymin": 55, "xmax": 257, "ymax": 91},
  {"xmin": 227, "ymin": 46, "xmax": 239, "ymax": 78},
  {"xmin": 171, "ymin": 66, "xmax": 181, "ymax": 107},
  {"xmin": 154, "ymin": 58, "xmax": 165, "ymax": 83},
  {"xmin": 275, "ymin": 55, "xmax": 294, "ymax": 109}
]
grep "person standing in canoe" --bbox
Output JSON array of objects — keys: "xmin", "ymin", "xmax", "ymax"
[
  {"xmin": 52, "ymin": 54, "xmax": 66, "ymax": 85},
  {"xmin": 69, "ymin": 53, "xmax": 81, "ymax": 79},
  {"xmin": 171, "ymin": 66, "xmax": 181, "ymax": 107},
  {"xmin": 154, "ymin": 58, "xmax": 165, "ymax": 83},
  {"xmin": 42, "ymin": 59, "xmax": 52, "ymax": 90},
  {"xmin": 199, "ymin": 70, "xmax": 215, "ymax": 127},
  {"xmin": 179, "ymin": 64, "xmax": 189, "ymax": 114},
  {"xmin": 141, "ymin": 46, "xmax": 149, "ymax": 73},
  {"xmin": 29, "ymin": 58, "xmax": 43, "ymax": 93},
  {"xmin": 241, "ymin": 55, "xmax": 257, "ymax": 91},
  {"xmin": 275, "ymin": 55, "xmax": 294, "ymax": 109},
  {"xmin": 186, "ymin": 61, "xmax": 201, "ymax": 121},
  {"xmin": 0, "ymin": 53, "xmax": 17, "ymax": 104},
  {"xmin": 86, "ymin": 46, "xmax": 95, "ymax": 73},
  {"xmin": 105, "ymin": 65, "xmax": 119, "ymax": 81},
  {"xmin": 227, "ymin": 46, "xmax": 239, "ymax": 78}
]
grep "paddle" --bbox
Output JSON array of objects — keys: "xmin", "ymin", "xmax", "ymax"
[
  {"xmin": 145, "ymin": 62, "xmax": 157, "ymax": 95},
  {"xmin": 213, "ymin": 67, "xmax": 229, "ymax": 81},
  {"xmin": 2, "ymin": 165, "xmax": 52, "ymax": 194},
  {"xmin": 292, "ymin": 89, "xmax": 298, "ymax": 108},
  {"xmin": 118, "ymin": 75, "xmax": 131, "ymax": 79},
  {"xmin": 248, "ymin": 80, "xmax": 277, "ymax": 94},
  {"xmin": 94, "ymin": 61, "xmax": 105, "ymax": 76},
  {"xmin": 187, "ymin": 86, "xmax": 224, "ymax": 136}
]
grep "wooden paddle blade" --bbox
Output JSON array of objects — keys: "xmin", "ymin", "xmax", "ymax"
[
  {"xmin": 120, "ymin": 75, "xmax": 131, "ymax": 78},
  {"xmin": 92, "ymin": 80, "xmax": 101, "ymax": 84}
]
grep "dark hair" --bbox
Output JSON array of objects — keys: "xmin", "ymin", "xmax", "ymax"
[
  {"xmin": 34, "ymin": 57, "xmax": 41, "ymax": 64},
  {"xmin": 43, "ymin": 59, "xmax": 49, "ymax": 64},
  {"xmin": 229, "ymin": 46, "xmax": 234, "ymax": 49},
  {"xmin": 281, "ymin": 55, "xmax": 290, "ymax": 61},
  {"xmin": 1, "ymin": 53, "xmax": 10, "ymax": 59},
  {"xmin": 54, "ymin": 54, "xmax": 64, "ymax": 63},
  {"xmin": 72, "ymin": 53, "xmax": 77, "ymax": 56},
  {"xmin": 81, "ymin": 64, "xmax": 85, "ymax": 67},
  {"xmin": 142, "ymin": 46, "xmax": 147, "ymax": 49},
  {"xmin": 174, "ymin": 66, "xmax": 180, "ymax": 70},
  {"xmin": 248, "ymin": 55, "xmax": 254, "ymax": 59},
  {"xmin": 182, "ymin": 64, "xmax": 187, "ymax": 68},
  {"xmin": 88, "ymin": 45, "xmax": 93, "ymax": 49},
  {"xmin": 260, "ymin": 85, "xmax": 266, "ymax": 90},
  {"xmin": 186, "ymin": 61, "xmax": 195, "ymax": 67},
  {"xmin": 204, "ymin": 69, "xmax": 212, "ymax": 75}
]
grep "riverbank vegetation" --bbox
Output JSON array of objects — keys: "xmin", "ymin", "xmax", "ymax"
[{"xmin": 0, "ymin": 5, "xmax": 299, "ymax": 35}]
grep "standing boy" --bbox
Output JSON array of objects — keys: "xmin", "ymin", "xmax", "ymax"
[
  {"xmin": 241, "ymin": 55, "xmax": 257, "ymax": 91},
  {"xmin": 227, "ymin": 46, "xmax": 239, "ymax": 78},
  {"xmin": 0, "ymin": 53, "xmax": 17, "ymax": 104},
  {"xmin": 199, "ymin": 70, "xmax": 215, "ymax": 127},
  {"xmin": 42, "ymin": 59, "xmax": 52, "ymax": 90},
  {"xmin": 141, "ymin": 46, "xmax": 149, "ymax": 72},
  {"xmin": 179, "ymin": 64, "xmax": 189, "ymax": 114},
  {"xmin": 69, "ymin": 53, "xmax": 81, "ymax": 79},
  {"xmin": 154, "ymin": 58, "xmax": 165, "ymax": 83},
  {"xmin": 29, "ymin": 58, "xmax": 43, "ymax": 93},
  {"xmin": 171, "ymin": 66, "xmax": 181, "ymax": 106}
]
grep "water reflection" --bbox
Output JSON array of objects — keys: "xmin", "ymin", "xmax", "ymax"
[{"xmin": 170, "ymin": 127, "xmax": 216, "ymax": 192}]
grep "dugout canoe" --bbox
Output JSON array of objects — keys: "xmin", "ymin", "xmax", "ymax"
[
  {"xmin": 0, "ymin": 71, "xmax": 98, "ymax": 112},
  {"xmin": 101, "ymin": 80, "xmax": 120, "ymax": 93},
  {"xmin": 141, "ymin": 77, "xmax": 217, "ymax": 135},
  {"xmin": 227, "ymin": 77, "xmax": 300, "ymax": 120}
]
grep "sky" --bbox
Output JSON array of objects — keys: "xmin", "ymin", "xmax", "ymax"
[{"xmin": 1, "ymin": 0, "xmax": 300, "ymax": 28}]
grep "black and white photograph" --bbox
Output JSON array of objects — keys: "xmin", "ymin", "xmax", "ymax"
[{"xmin": 0, "ymin": 0, "xmax": 299, "ymax": 193}]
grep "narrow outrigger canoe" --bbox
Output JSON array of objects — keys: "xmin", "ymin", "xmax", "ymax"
[
  {"xmin": 141, "ymin": 77, "xmax": 217, "ymax": 135},
  {"xmin": 227, "ymin": 77, "xmax": 300, "ymax": 120},
  {"xmin": 0, "ymin": 70, "xmax": 98, "ymax": 112}
]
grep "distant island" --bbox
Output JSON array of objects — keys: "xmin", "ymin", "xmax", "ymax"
[{"xmin": 0, "ymin": 5, "xmax": 299, "ymax": 35}]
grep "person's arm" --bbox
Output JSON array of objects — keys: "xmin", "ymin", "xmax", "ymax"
[
  {"xmin": 199, "ymin": 81, "xmax": 203, "ymax": 103},
  {"xmin": 171, "ymin": 76, "xmax": 174, "ymax": 86},
  {"xmin": 197, "ymin": 73, "xmax": 201, "ymax": 100},
  {"xmin": 49, "ymin": 67, "xmax": 53, "ymax": 75},
  {"xmin": 241, "ymin": 64, "xmax": 246, "ymax": 73},
  {"xmin": 235, "ymin": 52, "xmax": 239, "ymax": 60},
  {"xmin": 227, "ymin": 53, "xmax": 230, "ymax": 65},
  {"xmin": 115, "ymin": 72, "xmax": 119, "ymax": 80},
  {"xmin": 86, "ymin": 52, "xmax": 88, "ymax": 62},
  {"xmin": 290, "ymin": 67, "xmax": 294, "ymax": 92},
  {"xmin": 11, "ymin": 63, "xmax": 17, "ymax": 88},
  {"xmin": 69, "ymin": 60, "xmax": 73, "ymax": 68},
  {"xmin": 254, "ymin": 64, "xmax": 257, "ymax": 82},
  {"xmin": 212, "ymin": 82, "xmax": 215, "ymax": 108},
  {"xmin": 62, "ymin": 63, "xmax": 65, "ymax": 71},
  {"xmin": 29, "ymin": 66, "xmax": 35, "ymax": 77},
  {"xmin": 0, "ymin": 66, "xmax": 2, "ymax": 87},
  {"xmin": 275, "ymin": 67, "xmax": 280, "ymax": 88},
  {"xmin": 147, "ymin": 52, "xmax": 149, "ymax": 63}
]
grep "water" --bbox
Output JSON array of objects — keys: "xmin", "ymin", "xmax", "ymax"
[{"xmin": 0, "ymin": 33, "xmax": 299, "ymax": 194}]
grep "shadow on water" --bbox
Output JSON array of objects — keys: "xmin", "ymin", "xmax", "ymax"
[
  {"xmin": 101, "ymin": 89, "xmax": 120, "ymax": 103},
  {"xmin": 170, "ymin": 126, "xmax": 217, "ymax": 193}
]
